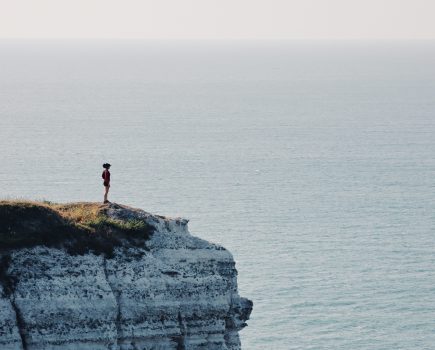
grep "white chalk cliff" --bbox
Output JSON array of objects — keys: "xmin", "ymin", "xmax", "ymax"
[{"xmin": 0, "ymin": 203, "xmax": 253, "ymax": 350}]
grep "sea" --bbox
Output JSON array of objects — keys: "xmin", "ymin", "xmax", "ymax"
[{"xmin": 1, "ymin": 40, "xmax": 435, "ymax": 350}]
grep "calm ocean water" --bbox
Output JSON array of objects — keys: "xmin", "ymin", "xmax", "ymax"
[{"xmin": 1, "ymin": 40, "xmax": 435, "ymax": 349}]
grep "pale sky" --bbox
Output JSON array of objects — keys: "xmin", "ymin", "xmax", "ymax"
[{"xmin": 1, "ymin": 0, "xmax": 435, "ymax": 39}]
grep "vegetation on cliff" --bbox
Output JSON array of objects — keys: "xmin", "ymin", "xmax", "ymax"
[{"xmin": 0, "ymin": 201, "xmax": 154, "ymax": 257}]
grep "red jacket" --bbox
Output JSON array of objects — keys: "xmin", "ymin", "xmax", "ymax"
[{"xmin": 102, "ymin": 170, "xmax": 111, "ymax": 183}]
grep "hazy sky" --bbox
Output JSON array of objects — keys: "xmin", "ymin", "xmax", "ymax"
[{"xmin": 1, "ymin": 0, "xmax": 435, "ymax": 39}]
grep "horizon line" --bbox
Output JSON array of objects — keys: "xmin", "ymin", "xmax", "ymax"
[{"xmin": 1, "ymin": 37, "xmax": 435, "ymax": 41}]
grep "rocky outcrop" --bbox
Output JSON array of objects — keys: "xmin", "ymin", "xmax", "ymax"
[{"xmin": 0, "ymin": 203, "xmax": 252, "ymax": 350}]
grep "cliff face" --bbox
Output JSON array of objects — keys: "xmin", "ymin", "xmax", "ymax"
[{"xmin": 0, "ymin": 203, "xmax": 252, "ymax": 350}]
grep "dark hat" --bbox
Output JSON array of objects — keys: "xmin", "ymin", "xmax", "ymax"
[{"xmin": 103, "ymin": 163, "xmax": 111, "ymax": 169}]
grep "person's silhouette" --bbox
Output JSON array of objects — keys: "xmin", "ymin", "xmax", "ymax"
[{"xmin": 102, "ymin": 163, "xmax": 111, "ymax": 203}]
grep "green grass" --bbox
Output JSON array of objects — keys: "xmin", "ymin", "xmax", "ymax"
[{"xmin": 0, "ymin": 200, "xmax": 154, "ymax": 258}]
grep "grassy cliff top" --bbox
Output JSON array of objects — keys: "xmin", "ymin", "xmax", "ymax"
[{"xmin": 0, "ymin": 200, "xmax": 154, "ymax": 257}]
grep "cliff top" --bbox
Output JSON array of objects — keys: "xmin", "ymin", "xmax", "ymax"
[{"xmin": 0, "ymin": 200, "xmax": 155, "ymax": 257}]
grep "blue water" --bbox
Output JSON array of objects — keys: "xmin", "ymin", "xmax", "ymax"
[{"xmin": 1, "ymin": 40, "xmax": 435, "ymax": 349}]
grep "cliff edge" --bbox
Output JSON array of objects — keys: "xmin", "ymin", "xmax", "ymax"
[{"xmin": 0, "ymin": 201, "xmax": 253, "ymax": 350}]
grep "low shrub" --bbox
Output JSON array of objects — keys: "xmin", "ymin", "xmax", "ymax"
[{"xmin": 0, "ymin": 201, "xmax": 154, "ymax": 258}]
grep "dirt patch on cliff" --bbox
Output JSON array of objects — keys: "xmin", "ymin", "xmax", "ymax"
[{"xmin": 0, "ymin": 201, "xmax": 154, "ymax": 257}]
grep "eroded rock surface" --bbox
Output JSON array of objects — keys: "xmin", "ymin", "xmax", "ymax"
[{"xmin": 0, "ymin": 203, "xmax": 252, "ymax": 350}]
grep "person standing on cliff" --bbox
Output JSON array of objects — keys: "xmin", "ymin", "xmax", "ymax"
[{"xmin": 102, "ymin": 163, "xmax": 111, "ymax": 203}]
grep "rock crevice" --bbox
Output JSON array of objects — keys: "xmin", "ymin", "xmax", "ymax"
[
  {"xmin": 102, "ymin": 257, "xmax": 123, "ymax": 350},
  {"xmin": 0, "ymin": 255, "xmax": 26, "ymax": 350},
  {"xmin": 9, "ymin": 295, "xmax": 27, "ymax": 350}
]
